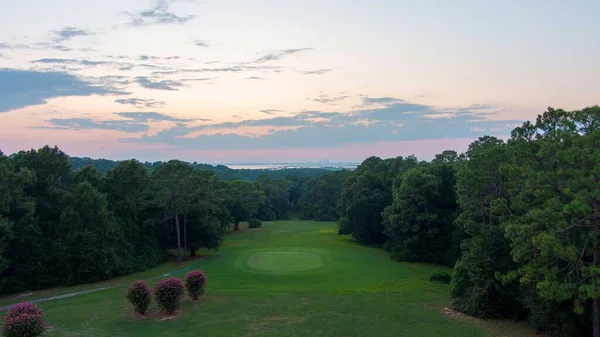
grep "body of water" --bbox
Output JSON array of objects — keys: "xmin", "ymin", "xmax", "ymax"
[{"xmin": 223, "ymin": 163, "xmax": 358, "ymax": 170}]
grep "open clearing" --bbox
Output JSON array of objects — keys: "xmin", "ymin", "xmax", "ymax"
[{"xmin": 0, "ymin": 221, "xmax": 534, "ymax": 336}]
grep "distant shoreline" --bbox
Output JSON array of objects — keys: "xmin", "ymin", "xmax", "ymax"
[{"xmin": 223, "ymin": 163, "xmax": 359, "ymax": 170}]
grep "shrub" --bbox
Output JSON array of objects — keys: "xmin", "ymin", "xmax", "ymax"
[
  {"xmin": 430, "ymin": 272, "xmax": 452, "ymax": 284},
  {"xmin": 185, "ymin": 270, "xmax": 207, "ymax": 300},
  {"xmin": 153, "ymin": 277, "xmax": 184, "ymax": 314},
  {"xmin": 2, "ymin": 302, "xmax": 46, "ymax": 337},
  {"xmin": 126, "ymin": 280, "xmax": 152, "ymax": 314},
  {"xmin": 248, "ymin": 218, "xmax": 262, "ymax": 228}
]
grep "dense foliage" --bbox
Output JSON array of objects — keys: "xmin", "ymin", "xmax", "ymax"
[
  {"xmin": 339, "ymin": 156, "xmax": 418, "ymax": 244},
  {"xmin": 126, "ymin": 281, "xmax": 152, "ymax": 314},
  {"xmin": 299, "ymin": 170, "xmax": 352, "ymax": 221},
  {"xmin": 0, "ymin": 149, "xmax": 308, "ymax": 294},
  {"xmin": 333, "ymin": 106, "xmax": 600, "ymax": 336},
  {"xmin": 1, "ymin": 302, "xmax": 45, "ymax": 337},
  {"xmin": 154, "ymin": 277, "xmax": 184, "ymax": 314},
  {"xmin": 185, "ymin": 270, "xmax": 207, "ymax": 300},
  {"xmin": 248, "ymin": 219, "xmax": 262, "ymax": 228}
]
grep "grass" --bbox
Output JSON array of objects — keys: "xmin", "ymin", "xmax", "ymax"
[{"xmin": 0, "ymin": 220, "xmax": 535, "ymax": 336}]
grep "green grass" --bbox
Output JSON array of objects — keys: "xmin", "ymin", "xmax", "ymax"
[{"xmin": 0, "ymin": 220, "xmax": 534, "ymax": 337}]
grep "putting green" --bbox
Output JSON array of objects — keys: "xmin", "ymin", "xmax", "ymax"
[{"xmin": 246, "ymin": 251, "xmax": 323, "ymax": 272}]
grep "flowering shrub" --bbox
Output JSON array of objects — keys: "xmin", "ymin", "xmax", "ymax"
[
  {"xmin": 126, "ymin": 280, "xmax": 152, "ymax": 314},
  {"xmin": 153, "ymin": 277, "xmax": 184, "ymax": 314},
  {"xmin": 185, "ymin": 270, "xmax": 207, "ymax": 300},
  {"xmin": 2, "ymin": 302, "xmax": 46, "ymax": 337}
]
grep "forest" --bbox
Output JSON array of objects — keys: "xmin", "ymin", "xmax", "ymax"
[{"xmin": 1, "ymin": 106, "xmax": 599, "ymax": 336}]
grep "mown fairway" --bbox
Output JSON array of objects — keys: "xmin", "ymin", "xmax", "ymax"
[{"xmin": 0, "ymin": 221, "xmax": 531, "ymax": 336}]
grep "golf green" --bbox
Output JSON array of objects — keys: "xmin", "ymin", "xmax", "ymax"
[{"xmin": 246, "ymin": 251, "xmax": 323, "ymax": 272}]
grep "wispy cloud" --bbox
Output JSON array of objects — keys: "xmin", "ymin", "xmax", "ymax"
[
  {"xmin": 135, "ymin": 76, "xmax": 183, "ymax": 90},
  {"xmin": 115, "ymin": 111, "xmax": 204, "ymax": 122},
  {"xmin": 260, "ymin": 109, "xmax": 281, "ymax": 115},
  {"xmin": 359, "ymin": 96, "xmax": 405, "ymax": 107},
  {"xmin": 309, "ymin": 92, "xmax": 349, "ymax": 105},
  {"xmin": 139, "ymin": 55, "xmax": 181, "ymax": 61},
  {"xmin": 31, "ymin": 58, "xmax": 110, "ymax": 67},
  {"xmin": 301, "ymin": 68, "xmax": 332, "ymax": 75},
  {"xmin": 249, "ymin": 48, "xmax": 313, "ymax": 64},
  {"xmin": 127, "ymin": 0, "xmax": 195, "ymax": 27},
  {"xmin": 115, "ymin": 98, "xmax": 165, "ymax": 108},
  {"xmin": 246, "ymin": 76, "xmax": 264, "ymax": 80},
  {"xmin": 0, "ymin": 42, "xmax": 32, "ymax": 50},
  {"xmin": 47, "ymin": 118, "xmax": 147, "ymax": 132},
  {"xmin": 193, "ymin": 40, "xmax": 210, "ymax": 47},
  {"xmin": 0, "ymin": 69, "xmax": 129, "ymax": 113},
  {"xmin": 150, "ymin": 64, "xmax": 283, "ymax": 77},
  {"xmin": 52, "ymin": 27, "xmax": 91, "ymax": 42}
]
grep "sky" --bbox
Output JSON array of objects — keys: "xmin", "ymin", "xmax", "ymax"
[{"xmin": 1, "ymin": 0, "xmax": 598, "ymax": 163}]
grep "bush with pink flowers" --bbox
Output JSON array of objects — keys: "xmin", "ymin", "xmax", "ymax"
[
  {"xmin": 1, "ymin": 302, "xmax": 46, "ymax": 337},
  {"xmin": 126, "ymin": 280, "xmax": 152, "ymax": 314},
  {"xmin": 153, "ymin": 277, "xmax": 184, "ymax": 314},
  {"xmin": 185, "ymin": 270, "xmax": 207, "ymax": 300}
]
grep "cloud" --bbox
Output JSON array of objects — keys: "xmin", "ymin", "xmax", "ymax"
[
  {"xmin": 47, "ymin": 118, "xmax": 147, "ymax": 132},
  {"xmin": 246, "ymin": 76, "xmax": 264, "ymax": 80},
  {"xmin": 127, "ymin": 0, "xmax": 195, "ymax": 27},
  {"xmin": 309, "ymin": 92, "xmax": 349, "ymax": 104},
  {"xmin": 260, "ymin": 109, "xmax": 281, "ymax": 115},
  {"xmin": 53, "ymin": 45, "xmax": 72, "ymax": 52},
  {"xmin": 193, "ymin": 40, "xmax": 210, "ymax": 47},
  {"xmin": 80, "ymin": 60, "xmax": 110, "ymax": 66},
  {"xmin": 135, "ymin": 76, "xmax": 183, "ymax": 90},
  {"xmin": 31, "ymin": 58, "xmax": 72, "ymax": 64},
  {"xmin": 361, "ymin": 97, "xmax": 405, "ymax": 106},
  {"xmin": 31, "ymin": 58, "xmax": 110, "ymax": 67},
  {"xmin": 138, "ymin": 55, "xmax": 180, "ymax": 61},
  {"xmin": 114, "ymin": 111, "xmax": 204, "ymax": 122},
  {"xmin": 301, "ymin": 69, "xmax": 332, "ymax": 75},
  {"xmin": 52, "ymin": 27, "xmax": 91, "ymax": 42},
  {"xmin": 121, "ymin": 97, "xmax": 523, "ymax": 150},
  {"xmin": 0, "ymin": 42, "xmax": 32, "ymax": 50},
  {"xmin": 0, "ymin": 69, "xmax": 128, "ymax": 113},
  {"xmin": 115, "ymin": 98, "xmax": 165, "ymax": 108},
  {"xmin": 249, "ymin": 48, "xmax": 312, "ymax": 64}
]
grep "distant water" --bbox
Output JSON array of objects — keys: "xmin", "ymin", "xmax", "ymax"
[{"xmin": 224, "ymin": 163, "xmax": 358, "ymax": 170}]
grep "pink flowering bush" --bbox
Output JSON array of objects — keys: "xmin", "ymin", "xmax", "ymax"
[
  {"xmin": 185, "ymin": 270, "xmax": 207, "ymax": 300},
  {"xmin": 126, "ymin": 280, "xmax": 152, "ymax": 314},
  {"xmin": 2, "ymin": 302, "xmax": 46, "ymax": 337},
  {"xmin": 153, "ymin": 277, "xmax": 184, "ymax": 314}
]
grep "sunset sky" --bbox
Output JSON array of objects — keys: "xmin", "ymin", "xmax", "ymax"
[{"xmin": 1, "ymin": 0, "xmax": 598, "ymax": 163}]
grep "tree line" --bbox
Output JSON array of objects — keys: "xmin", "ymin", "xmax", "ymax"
[
  {"xmin": 0, "ymin": 150, "xmax": 297, "ymax": 295},
  {"xmin": 69, "ymin": 156, "xmax": 332, "ymax": 180},
  {"xmin": 315, "ymin": 106, "xmax": 597, "ymax": 337}
]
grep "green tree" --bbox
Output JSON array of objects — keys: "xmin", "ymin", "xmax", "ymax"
[
  {"xmin": 151, "ymin": 160, "xmax": 196, "ymax": 263},
  {"xmin": 73, "ymin": 165, "xmax": 104, "ymax": 188},
  {"xmin": 104, "ymin": 160, "xmax": 163, "ymax": 270},
  {"xmin": 450, "ymin": 136, "xmax": 522, "ymax": 318},
  {"xmin": 225, "ymin": 180, "xmax": 265, "ymax": 231},
  {"xmin": 184, "ymin": 170, "xmax": 231, "ymax": 255},
  {"xmin": 59, "ymin": 182, "xmax": 129, "ymax": 284},
  {"xmin": 500, "ymin": 107, "xmax": 600, "ymax": 336},
  {"xmin": 339, "ymin": 156, "xmax": 418, "ymax": 244},
  {"xmin": 299, "ymin": 171, "xmax": 352, "ymax": 221},
  {"xmin": 382, "ymin": 154, "xmax": 460, "ymax": 266}
]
